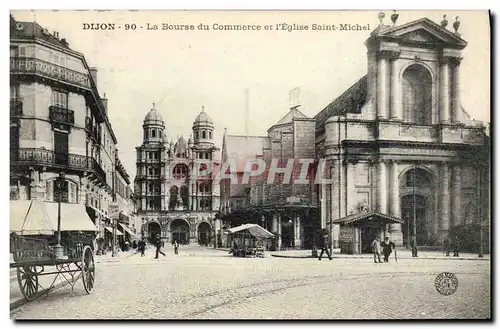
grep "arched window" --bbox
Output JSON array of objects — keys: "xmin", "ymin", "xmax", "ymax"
[
  {"xmin": 404, "ymin": 168, "xmax": 432, "ymax": 188},
  {"xmin": 169, "ymin": 186, "xmax": 178, "ymax": 210},
  {"xmin": 152, "ymin": 129, "xmax": 156, "ymax": 138},
  {"xmin": 209, "ymin": 131, "xmax": 212, "ymax": 139},
  {"xmin": 145, "ymin": 130, "xmax": 149, "ymax": 138},
  {"xmin": 202, "ymin": 131, "xmax": 206, "ymax": 139},
  {"xmin": 402, "ymin": 65, "xmax": 433, "ymax": 125},
  {"xmin": 195, "ymin": 131, "xmax": 199, "ymax": 139},
  {"xmin": 173, "ymin": 164, "xmax": 189, "ymax": 180},
  {"xmin": 148, "ymin": 182, "xmax": 154, "ymax": 193},
  {"xmin": 148, "ymin": 167, "xmax": 154, "ymax": 175}
]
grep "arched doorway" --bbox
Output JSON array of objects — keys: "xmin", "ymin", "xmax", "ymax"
[
  {"xmin": 280, "ymin": 216, "xmax": 294, "ymax": 249},
  {"xmin": 400, "ymin": 167, "xmax": 434, "ymax": 246},
  {"xmin": 198, "ymin": 222, "xmax": 211, "ymax": 246},
  {"xmin": 402, "ymin": 64, "xmax": 433, "ymax": 125},
  {"xmin": 171, "ymin": 218, "xmax": 190, "ymax": 245},
  {"xmin": 169, "ymin": 186, "xmax": 178, "ymax": 210},
  {"xmin": 147, "ymin": 221, "xmax": 161, "ymax": 244}
]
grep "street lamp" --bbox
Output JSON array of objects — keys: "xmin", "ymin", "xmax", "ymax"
[{"xmin": 53, "ymin": 172, "xmax": 66, "ymax": 259}]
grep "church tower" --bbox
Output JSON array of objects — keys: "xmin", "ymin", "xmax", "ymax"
[
  {"xmin": 190, "ymin": 106, "xmax": 221, "ymax": 213},
  {"xmin": 134, "ymin": 104, "xmax": 168, "ymax": 216}
]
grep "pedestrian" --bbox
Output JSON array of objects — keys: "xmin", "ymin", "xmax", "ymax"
[
  {"xmin": 381, "ymin": 236, "xmax": 396, "ymax": 263},
  {"xmin": 174, "ymin": 240, "xmax": 179, "ymax": 255},
  {"xmin": 410, "ymin": 235, "xmax": 418, "ymax": 257},
  {"xmin": 443, "ymin": 237, "xmax": 451, "ymax": 256},
  {"xmin": 317, "ymin": 231, "xmax": 332, "ymax": 261},
  {"xmin": 138, "ymin": 238, "xmax": 146, "ymax": 257},
  {"xmin": 371, "ymin": 236, "xmax": 382, "ymax": 263},
  {"xmin": 452, "ymin": 236, "xmax": 460, "ymax": 257},
  {"xmin": 155, "ymin": 234, "xmax": 166, "ymax": 259}
]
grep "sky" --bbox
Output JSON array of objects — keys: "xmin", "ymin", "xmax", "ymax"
[{"xmin": 10, "ymin": 10, "xmax": 491, "ymax": 180}]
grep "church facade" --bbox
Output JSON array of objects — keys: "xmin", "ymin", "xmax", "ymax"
[
  {"xmin": 220, "ymin": 15, "xmax": 490, "ymax": 250},
  {"xmin": 134, "ymin": 105, "xmax": 221, "ymax": 245}
]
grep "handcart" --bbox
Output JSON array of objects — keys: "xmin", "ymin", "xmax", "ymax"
[{"xmin": 10, "ymin": 199, "xmax": 97, "ymax": 302}]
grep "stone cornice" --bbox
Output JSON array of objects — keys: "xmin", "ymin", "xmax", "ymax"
[{"xmin": 376, "ymin": 49, "xmax": 401, "ymax": 61}]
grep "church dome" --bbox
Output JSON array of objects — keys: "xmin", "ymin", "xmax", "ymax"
[
  {"xmin": 143, "ymin": 103, "xmax": 164, "ymax": 126},
  {"xmin": 193, "ymin": 106, "xmax": 213, "ymax": 125}
]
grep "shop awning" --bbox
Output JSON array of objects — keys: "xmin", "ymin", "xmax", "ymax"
[
  {"xmin": 118, "ymin": 223, "xmax": 140, "ymax": 239},
  {"xmin": 11, "ymin": 200, "xmax": 97, "ymax": 234},
  {"xmin": 45, "ymin": 202, "xmax": 98, "ymax": 232},
  {"xmin": 105, "ymin": 227, "xmax": 124, "ymax": 236},
  {"xmin": 10, "ymin": 200, "xmax": 54, "ymax": 235},
  {"xmin": 332, "ymin": 211, "xmax": 405, "ymax": 226},
  {"xmin": 227, "ymin": 224, "xmax": 274, "ymax": 239}
]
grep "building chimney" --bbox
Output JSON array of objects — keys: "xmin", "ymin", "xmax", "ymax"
[
  {"xmin": 61, "ymin": 38, "xmax": 69, "ymax": 47},
  {"xmin": 101, "ymin": 93, "xmax": 108, "ymax": 117},
  {"xmin": 89, "ymin": 67, "xmax": 98, "ymax": 88}
]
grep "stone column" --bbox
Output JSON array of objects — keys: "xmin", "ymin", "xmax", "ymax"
[
  {"xmin": 346, "ymin": 160, "xmax": 356, "ymax": 214},
  {"xmin": 294, "ymin": 214, "xmax": 302, "ymax": 249},
  {"xmin": 389, "ymin": 161, "xmax": 403, "ymax": 246},
  {"xmin": 440, "ymin": 58, "xmax": 451, "ymax": 122},
  {"xmin": 340, "ymin": 160, "xmax": 347, "ymax": 217},
  {"xmin": 277, "ymin": 212, "xmax": 282, "ymax": 250},
  {"xmin": 439, "ymin": 162, "xmax": 450, "ymax": 238},
  {"xmin": 321, "ymin": 182, "xmax": 326, "ymax": 229},
  {"xmin": 377, "ymin": 51, "xmax": 389, "ymax": 119},
  {"xmin": 452, "ymin": 165, "xmax": 461, "ymax": 228},
  {"xmin": 378, "ymin": 161, "xmax": 388, "ymax": 214},
  {"xmin": 272, "ymin": 212, "xmax": 278, "ymax": 233},
  {"xmin": 389, "ymin": 51, "xmax": 402, "ymax": 120},
  {"xmin": 451, "ymin": 57, "xmax": 462, "ymax": 123}
]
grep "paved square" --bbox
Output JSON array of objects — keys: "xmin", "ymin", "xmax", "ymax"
[{"xmin": 10, "ymin": 246, "xmax": 491, "ymax": 320}]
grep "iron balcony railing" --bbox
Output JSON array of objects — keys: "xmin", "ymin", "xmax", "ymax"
[
  {"xmin": 49, "ymin": 105, "xmax": 75, "ymax": 125},
  {"xmin": 12, "ymin": 148, "xmax": 92, "ymax": 171},
  {"xmin": 10, "ymin": 57, "xmax": 91, "ymax": 89}
]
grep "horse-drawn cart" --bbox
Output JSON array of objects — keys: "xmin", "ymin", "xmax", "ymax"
[{"xmin": 10, "ymin": 199, "xmax": 97, "ymax": 302}]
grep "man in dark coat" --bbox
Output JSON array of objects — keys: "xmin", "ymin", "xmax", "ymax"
[
  {"xmin": 381, "ymin": 237, "xmax": 396, "ymax": 263},
  {"xmin": 452, "ymin": 236, "xmax": 461, "ymax": 257},
  {"xmin": 317, "ymin": 232, "xmax": 332, "ymax": 261},
  {"xmin": 410, "ymin": 235, "xmax": 418, "ymax": 257},
  {"xmin": 155, "ymin": 234, "xmax": 166, "ymax": 259},
  {"xmin": 138, "ymin": 238, "xmax": 146, "ymax": 257}
]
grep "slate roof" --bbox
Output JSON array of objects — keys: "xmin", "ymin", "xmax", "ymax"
[
  {"xmin": 314, "ymin": 75, "xmax": 368, "ymax": 129},
  {"xmin": 10, "ymin": 15, "xmax": 71, "ymax": 49},
  {"xmin": 275, "ymin": 107, "xmax": 309, "ymax": 126},
  {"xmin": 332, "ymin": 211, "xmax": 405, "ymax": 226}
]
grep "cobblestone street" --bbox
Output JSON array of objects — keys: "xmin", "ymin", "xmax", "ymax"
[{"xmin": 10, "ymin": 246, "xmax": 490, "ymax": 320}]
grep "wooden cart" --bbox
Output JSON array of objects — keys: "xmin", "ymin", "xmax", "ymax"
[
  {"xmin": 227, "ymin": 224, "xmax": 273, "ymax": 258},
  {"xmin": 10, "ymin": 232, "xmax": 96, "ymax": 302}
]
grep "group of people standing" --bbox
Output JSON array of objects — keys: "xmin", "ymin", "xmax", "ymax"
[
  {"xmin": 371, "ymin": 236, "xmax": 396, "ymax": 263},
  {"xmin": 135, "ymin": 234, "xmax": 180, "ymax": 258}
]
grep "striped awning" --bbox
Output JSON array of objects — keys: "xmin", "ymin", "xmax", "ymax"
[
  {"xmin": 332, "ymin": 211, "xmax": 405, "ymax": 226},
  {"xmin": 118, "ymin": 223, "xmax": 140, "ymax": 239},
  {"xmin": 104, "ymin": 226, "xmax": 124, "ymax": 236}
]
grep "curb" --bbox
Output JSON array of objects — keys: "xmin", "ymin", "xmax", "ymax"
[
  {"xmin": 270, "ymin": 254, "xmax": 490, "ymax": 261},
  {"xmin": 10, "ymin": 280, "xmax": 70, "ymax": 311}
]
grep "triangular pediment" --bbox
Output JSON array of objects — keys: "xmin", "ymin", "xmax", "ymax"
[{"xmin": 378, "ymin": 18, "xmax": 467, "ymax": 48}]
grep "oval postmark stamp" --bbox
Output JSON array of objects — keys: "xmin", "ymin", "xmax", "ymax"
[{"xmin": 435, "ymin": 272, "xmax": 459, "ymax": 296}]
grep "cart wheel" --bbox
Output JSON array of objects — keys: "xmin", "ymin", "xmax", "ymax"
[
  {"xmin": 17, "ymin": 266, "xmax": 39, "ymax": 301},
  {"xmin": 81, "ymin": 245, "xmax": 95, "ymax": 294}
]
